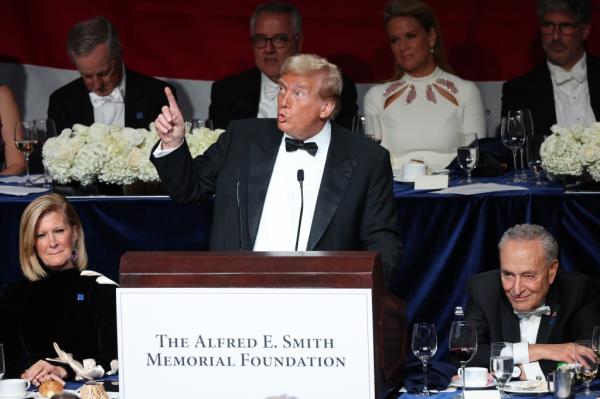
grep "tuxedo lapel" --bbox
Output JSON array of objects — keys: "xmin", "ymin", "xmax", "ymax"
[
  {"xmin": 306, "ymin": 127, "xmax": 357, "ymax": 250},
  {"xmin": 533, "ymin": 64, "xmax": 557, "ymax": 133},
  {"xmin": 587, "ymin": 55, "xmax": 600, "ymax": 120},
  {"xmin": 247, "ymin": 68, "xmax": 262, "ymax": 117},
  {"xmin": 123, "ymin": 69, "xmax": 148, "ymax": 126},
  {"xmin": 247, "ymin": 124, "xmax": 282, "ymax": 247},
  {"xmin": 500, "ymin": 297, "xmax": 521, "ymax": 342}
]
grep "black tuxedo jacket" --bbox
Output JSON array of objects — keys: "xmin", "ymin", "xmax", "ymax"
[
  {"xmin": 151, "ymin": 118, "xmax": 401, "ymax": 282},
  {"xmin": 208, "ymin": 67, "xmax": 358, "ymax": 130},
  {"xmin": 501, "ymin": 54, "xmax": 600, "ymax": 137},
  {"xmin": 48, "ymin": 67, "xmax": 175, "ymax": 133},
  {"xmin": 465, "ymin": 269, "xmax": 600, "ymax": 374}
]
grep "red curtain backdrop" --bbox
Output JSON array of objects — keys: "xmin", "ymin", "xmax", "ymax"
[{"xmin": 1, "ymin": 0, "xmax": 600, "ymax": 83}]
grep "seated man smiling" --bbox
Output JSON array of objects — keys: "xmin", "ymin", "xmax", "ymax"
[{"xmin": 465, "ymin": 224, "xmax": 600, "ymax": 380}]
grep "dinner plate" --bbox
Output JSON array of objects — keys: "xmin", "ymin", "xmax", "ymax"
[
  {"xmin": 504, "ymin": 380, "xmax": 549, "ymax": 394},
  {"xmin": 449, "ymin": 379, "xmax": 496, "ymax": 389},
  {"xmin": 393, "ymin": 176, "xmax": 415, "ymax": 183}
]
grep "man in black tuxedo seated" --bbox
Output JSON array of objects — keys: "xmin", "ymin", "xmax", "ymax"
[
  {"xmin": 151, "ymin": 53, "xmax": 401, "ymax": 284},
  {"xmin": 48, "ymin": 16, "xmax": 175, "ymax": 133},
  {"xmin": 208, "ymin": 2, "xmax": 358, "ymax": 130},
  {"xmin": 466, "ymin": 224, "xmax": 600, "ymax": 379},
  {"xmin": 502, "ymin": 0, "xmax": 599, "ymax": 139}
]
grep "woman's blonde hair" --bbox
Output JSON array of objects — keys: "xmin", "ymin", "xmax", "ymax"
[
  {"xmin": 384, "ymin": 0, "xmax": 453, "ymax": 80},
  {"xmin": 19, "ymin": 193, "xmax": 87, "ymax": 281}
]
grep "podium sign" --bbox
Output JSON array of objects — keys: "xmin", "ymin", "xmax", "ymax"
[{"xmin": 117, "ymin": 287, "xmax": 375, "ymax": 398}]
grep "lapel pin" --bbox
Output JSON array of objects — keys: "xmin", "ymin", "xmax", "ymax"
[{"xmin": 136, "ymin": 112, "xmax": 144, "ymax": 120}]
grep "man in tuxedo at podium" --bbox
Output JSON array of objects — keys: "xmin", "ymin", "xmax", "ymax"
[
  {"xmin": 48, "ymin": 16, "xmax": 175, "ymax": 133},
  {"xmin": 501, "ymin": 0, "xmax": 599, "ymax": 138},
  {"xmin": 151, "ymin": 53, "xmax": 401, "ymax": 284},
  {"xmin": 465, "ymin": 224, "xmax": 600, "ymax": 380},
  {"xmin": 208, "ymin": 2, "xmax": 358, "ymax": 130}
]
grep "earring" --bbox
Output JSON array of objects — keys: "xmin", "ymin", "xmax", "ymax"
[
  {"xmin": 71, "ymin": 248, "xmax": 79, "ymax": 263},
  {"xmin": 430, "ymin": 47, "xmax": 435, "ymax": 54}
]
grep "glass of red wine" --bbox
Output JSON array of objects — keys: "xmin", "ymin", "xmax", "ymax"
[{"xmin": 449, "ymin": 321, "xmax": 477, "ymax": 398}]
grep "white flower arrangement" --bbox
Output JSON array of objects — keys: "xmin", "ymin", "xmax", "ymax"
[
  {"xmin": 540, "ymin": 123, "xmax": 600, "ymax": 182},
  {"xmin": 43, "ymin": 123, "xmax": 223, "ymax": 186}
]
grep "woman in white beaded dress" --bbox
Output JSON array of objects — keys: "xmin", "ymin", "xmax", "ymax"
[{"xmin": 364, "ymin": 0, "xmax": 485, "ymax": 173}]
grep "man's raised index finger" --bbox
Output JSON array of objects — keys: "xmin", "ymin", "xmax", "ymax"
[{"xmin": 164, "ymin": 87, "xmax": 179, "ymax": 111}]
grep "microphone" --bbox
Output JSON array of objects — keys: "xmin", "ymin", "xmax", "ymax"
[
  {"xmin": 236, "ymin": 171, "xmax": 245, "ymax": 251},
  {"xmin": 294, "ymin": 169, "xmax": 304, "ymax": 251}
]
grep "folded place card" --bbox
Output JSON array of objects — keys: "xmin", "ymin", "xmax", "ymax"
[{"xmin": 414, "ymin": 175, "xmax": 449, "ymax": 190}]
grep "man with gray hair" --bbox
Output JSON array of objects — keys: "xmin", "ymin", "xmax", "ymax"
[
  {"xmin": 465, "ymin": 224, "xmax": 600, "ymax": 380},
  {"xmin": 48, "ymin": 16, "xmax": 175, "ymax": 133},
  {"xmin": 502, "ymin": 0, "xmax": 599, "ymax": 140},
  {"xmin": 208, "ymin": 2, "xmax": 357, "ymax": 130},
  {"xmin": 151, "ymin": 53, "xmax": 400, "ymax": 285}
]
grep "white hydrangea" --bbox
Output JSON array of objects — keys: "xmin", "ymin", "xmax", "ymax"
[
  {"xmin": 541, "ymin": 123, "xmax": 600, "ymax": 181},
  {"xmin": 42, "ymin": 123, "xmax": 223, "ymax": 186}
]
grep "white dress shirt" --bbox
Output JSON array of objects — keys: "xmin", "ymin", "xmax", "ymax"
[
  {"xmin": 90, "ymin": 64, "xmax": 127, "ymax": 127},
  {"xmin": 548, "ymin": 54, "xmax": 596, "ymax": 127},
  {"xmin": 256, "ymin": 72, "xmax": 279, "ymax": 119},
  {"xmin": 253, "ymin": 122, "xmax": 331, "ymax": 251},
  {"xmin": 513, "ymin": 310, "xmax": 546, "ymax": 380}
]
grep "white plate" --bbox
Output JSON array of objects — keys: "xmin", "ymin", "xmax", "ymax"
[
  {"xmin": 504, "ymin": 380, "xmax": 549, "ymax": 394},
  {"xmin": 393, "ymin": 176, "xmax": 415, "ymax": 183},
  {"xmin": 450, "ymin": 379, "xmax": 496, "ymax": 389}
]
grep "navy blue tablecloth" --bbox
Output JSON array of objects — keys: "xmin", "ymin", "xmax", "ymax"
[{"xmin": 1, "ymin": 174, "xmax": 599, "ymax": 362}]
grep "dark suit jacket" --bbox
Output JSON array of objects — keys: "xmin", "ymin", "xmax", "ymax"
[
  {"xmin": 48, "ymin": 67, "xmax": 175, "ymax": 133},
  {"xmin": 208, "ymin": 67, "xmax": 358, "ymax": 130},
  {"xmin": 465, "ymin": 269, "xmax": 600, "ymax": 374},
  {"xmin": 501, "ymin": 53, "xmax": 600, "ymax": 138},
  {"xmin": 151, "ymin": 118, "xmax": 401, "ymax": 282}
]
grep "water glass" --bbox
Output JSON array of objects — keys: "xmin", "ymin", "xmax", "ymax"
[
  {"xmin": 412, "ymin": 323, "xmax": 438, "ymax": 396},
  {"xmin": 33, "ymin": 118, "xmax": 57, "ymax": 187},
  {"xmin": 574, "ymin": 339, "xmax": 598, "ymax": 396},
  {"xmin": 457, "ymin": 132, "xmax": 479, "ymax": 184},
  {"xmin": 490, "ymin": 342, "xmax": 513, "ymax": 398},
  {"xmin": 352, "ymin": 115, "xmax": 382, "ymax": 144},
  {"xmin": 500, "ymin": 115, "xmax": 526, "ymax": 184},
  {"xmin": 13, "ymin": 121, "xmax": 38, "ymax": 187}
]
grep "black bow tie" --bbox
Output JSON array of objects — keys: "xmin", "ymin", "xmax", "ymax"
[{"xmin": 285, "ymin": 137, "xmax": 318, "ymax": 156}]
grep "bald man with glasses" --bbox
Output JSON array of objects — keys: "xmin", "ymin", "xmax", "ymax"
[
  {"xmin": 501, "ymin": 0, "xmax": 600, "ymax": 144},
  {"xmin": 208, "ymin": 1, "xmax": 358, "ymax": 130}
]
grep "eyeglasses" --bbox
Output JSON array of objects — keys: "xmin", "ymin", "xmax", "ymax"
[
  {"xmin": 251, "ymin": 34, "xmax": 296, "ymax": 49},
  {"xmin": 541, "ymin": 21, "xmax": 579, "ymax": 36}
]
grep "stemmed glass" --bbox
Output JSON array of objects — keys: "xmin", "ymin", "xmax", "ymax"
[
  {"xmin": 592, "ymin": 325, "xmax": 600, "ymax": 357},
  {"xmin": 352, "ymin": 115, "xmax": 382, "ymax": 144},
  {"xmin": 412, "ymin": 323, "xmax": 438, "ymax": 396},
  {"xmin": 0, "ymin": 343, "xmax": 5, "ymax": 380},
  {"xmin": 33, "ymin": 119, "xmax": 57, "ymax": 187},
  {"xmin": 449, "ymin": 321, "xmax": 478, "ymax": 398},
  {"xmin": 185, "ymin": 118, "xmax": 214, "ymax": 134},
  {"xmin": 490, "ymin": 342, "xmax": 513, "ymax": 399},
  {"xmin": 512, "ymin": 109, "xmax": 534, "ymax": 181},
  {"xmin": 501, "ymin": 115, "xmax": 526, "ymax": 184},
  {"xmin": 14, "ymin": 121, "xmax": 38, "ymax": 187},
  {"xmin": 575, "ymin": 339, "xmax": 598, "ymax": 396},
  {"xmin": 457, "ymin": 132, "xmax": 479, "ymax": 184},
  {"xmin": 526, "ymin": 135, "xmax": 547, "ymax": 186}
]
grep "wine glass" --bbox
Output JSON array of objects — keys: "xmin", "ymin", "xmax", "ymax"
[
  {"xmin": 575, "ymin": 339, "xmax": 598, "ymax": 396},
  {"xmin": 352, "ymin": 115, "xmax": 382, "ymax": 144},
  {"xmin": 501, "ymin": 115, "xmax": 526, "ymax": 184},
  {"xmin": 592, "ymin": 325, "xmax": 600, "ymax": 357},
  {"xmin": 511, "ymin": 109, "xmax": 534, "ymax": 181},
  {"xmin": 0, "ymin": 343, "xmax": 4, "ymax": 381},
  {"xmin": 526, "ymin": 135, "xmax": 547, "ymax": 186},
  {"xmin": 490, "ymin": 342, "xmax": 513, "ymax": 399},
  {"xmin": 457, "ymin": 132, "xmax": 479, "ymax": 184},
  {"xmin": 14, "ymin": 121, "xmax": 38, "ymax": 187},
  {"xmin": 449, "ymin": 321, "xmax": 477, "ymax": 398},
  {"xmin": 33, "ymin": 119, "xmax": 57, "ymax": 187},
  {"xmin": 412, "ymin": 323, "xmax": 438, "ymax": 396}
]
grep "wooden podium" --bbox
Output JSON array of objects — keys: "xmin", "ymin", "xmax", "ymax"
[{"xmin": 120, "ymin": 251, "xmax": 407, "ymax": 397}]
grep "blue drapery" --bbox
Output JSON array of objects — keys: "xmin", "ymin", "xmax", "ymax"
[{"xmin": 1, "ymin": 176, "xmax": 598, "ymax": 360}]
